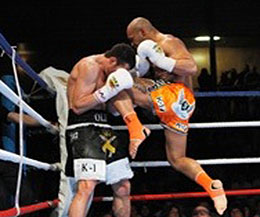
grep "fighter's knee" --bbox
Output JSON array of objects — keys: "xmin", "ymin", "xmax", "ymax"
[
  {"xmin": 113, "ymin": 180, "xmax": 131, "ymax": 197},
  {"xmin": 77, "ymin": 181, "xmax": 97, "ymax": 197},
  {"xmin": 167, "ymin": 156, "xmax": 186, "ymax": 171}
]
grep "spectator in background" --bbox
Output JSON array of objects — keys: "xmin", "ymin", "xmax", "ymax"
[
  {"xmin": 131, "ymin": 205, "xmax": 142, "ymax": 217},
  {"xmin": 227, "ymin": 202, "xmax": 245, "ymax": 217},
  {"xmin": 244, "ymin": 66, "xmax": 260, "ymax": 90},
  {"xmin": 101, "ymin": 211, "xmax": 113, "ymax": 217},
  {"xmin": 253, "ymin": 212, "xmax": 260, "ymax": 217},
  {"xmin": 198, "ymin": 68, "xmax": 212, "ymax": 91},
  {"xmin": 254, "ymin": 200, "xmax": 260, "ymax": 215},
  {"xmin": 234, "ymin": 64, "xmax": 250, "ymax": 90},
  {"xmin": 165, "ymin": 203, "xmax": 183, "ymax": 217},
  {"xmin": 218, "ymin": 68, "xmax": 238, "ymax": 90},
  {"xmin": 139, "ymin": 203, "xmax": 151, "ymax": 217},
  {"xmin": 192, "ymin": 203, "xmax": 214, "ymax": 217},
  {"xmin": 229, "ymin": 68, "xmax": 238, "ymax": 87},
  {"xmin": 252, "ymin": 200, "xmax": 260, "ymax": 217},
  {"xmin": 0, "ymin": 54, "xmax": 45, "ymax": 211},
  {"xmin": 0, "ymin": 100, "xmax": 43, "ymax": 211},
  {"xmin": 0, "ymin": 53, "xmax": 34, "ymax": 163},
  {"xmin": 244, "ymin": 203, "xmax": 251, "ymax": 217}
]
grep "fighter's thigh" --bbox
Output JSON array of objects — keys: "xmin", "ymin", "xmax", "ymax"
[{"xmin": 164, "ymin": 129, "xmax": 187, "ymax": 159}]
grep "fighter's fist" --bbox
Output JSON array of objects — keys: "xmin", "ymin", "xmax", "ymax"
[
  {"xmin": 137, "ymin": 39, "xmax": 176, "ymax": 73},
  {"xmin": 94, "ymin": 68, "xmax": 133, "ymax": 103},
  {"xmin": 135, "ymin": 55, "xmax": 150, "ymax": 77},
  {"xmin": 137, "ymin": 39, "xmax": 164, "ymax": 60}
]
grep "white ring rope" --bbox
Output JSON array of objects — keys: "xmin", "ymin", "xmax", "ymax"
[
  {"xmin": 130, "ymin": 157, "xmax": 260, "ymax": 168},
  {"xmin": 0, "ymin": 147, "xmax": 258, "ymax": 170},
  {"xmin": 12, "ymin": 48, "xmax": 23, "ymax": 216},
  {"xmin": 189, "ymin": 121, "xmax": 260, "ymax": 128},
  {"xmin": 0, "ymin": 80, "xmax": 58, "ymax": 134},
  {"xmin": 113, "ymin": 121, "xmax": 260, "ymax": 130},
  {"xmin": 0, "ymin": 149, "xmax": 61, "ymax": 171}
]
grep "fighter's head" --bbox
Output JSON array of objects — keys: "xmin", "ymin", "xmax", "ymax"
[
  {"xmin": 104, "ymin": 43, "xmax": 135, "ymax": 74},
  {"xmin": 126, "ymin": 17, "xmax": 157, "ymax": 48}
]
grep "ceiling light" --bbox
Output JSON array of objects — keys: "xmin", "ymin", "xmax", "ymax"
[{"xmin": 194, "ymin": 36, "xmax": 220, "ymax": 42}]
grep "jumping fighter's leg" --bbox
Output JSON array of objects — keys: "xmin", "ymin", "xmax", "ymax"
[
  {"xmin": 109, "ymin": 91, "xmax": 150, "ymax": 159},
  {"xmin": 164, "ymin": 129, "xmax": 227, "ymax": 215},
  {"xmin": 120, "ymin": 78, "xmax": 227, "ymax": 214}
]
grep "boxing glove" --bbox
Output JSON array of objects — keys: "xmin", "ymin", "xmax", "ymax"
[
  {"xmin": 135, "ymin": 55, "xmax": 150, "ymax": 77},
  {"xmin": 94, "ymin": 68, "xmax": 133, "ymax": 103},
  {"xmin": 137, "ymin": 39, "xmax": 176, "ymax": 73}
]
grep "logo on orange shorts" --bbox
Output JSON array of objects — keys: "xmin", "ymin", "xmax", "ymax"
[
  {"xmin": 156, "ymin": 96, "xmax": 166, "ymax": 112},
  {"xmin": 175, "ymin": 122, "xmax": 188, "ymax": 132},
  {"xmin": 171, "ymin": 89, "xmax": 195, "ymax": 120}
]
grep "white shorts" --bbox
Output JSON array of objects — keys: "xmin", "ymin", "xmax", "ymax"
[{"xmin": 74, "ymin": 157, "xmax": 133, "ymax": 185}]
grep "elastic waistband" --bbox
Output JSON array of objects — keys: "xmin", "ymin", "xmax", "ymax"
[
  {"xmin": 66, "ymin": 122, "xmax": 112, "ymax": 130},
  {"xmin": 147, "ymin": 79, "xmax": 168, "ymax": 92}
]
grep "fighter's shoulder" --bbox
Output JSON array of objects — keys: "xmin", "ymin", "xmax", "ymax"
[
  {"xmin": 74, "ymin": 56, "xmax": 99, "ymax": 77},
  {"xmin": 77, "ymin": 56, "xmax": 99, "ymax": 70},
  {"xmin": 163, "ymin": 34, "xmax": 184, "ymax": 45}
]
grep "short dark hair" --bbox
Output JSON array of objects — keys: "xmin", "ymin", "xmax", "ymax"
[{"xmin": 105, "ymin": 43, "xmax": 135, "ymax": 69}]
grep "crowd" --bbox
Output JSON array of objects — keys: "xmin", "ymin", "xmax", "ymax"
[
  {"xmin": 93, "ymin": 197, "xmax": 260, "ymax": 217},
  {"xmin": 197, "ymin": 64, "xmax": 260, "ymax": 91}
]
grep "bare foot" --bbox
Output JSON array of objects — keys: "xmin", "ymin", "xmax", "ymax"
[{"xmin": 129, "ymin": 126, "xmax": 150, "ymax": 159}]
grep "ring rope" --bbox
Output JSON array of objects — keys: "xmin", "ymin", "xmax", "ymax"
[
  {"xmin": 0, "ymin": 149, "xmax": 61, "ymax": 171},
  {"xmin": 195, "ymin": 91, "xmax": 260, "ymax": 97},
  {"xmin": 93, "ymin": 188, "xmax": 260, "ymax": 202},
  {"xmin": 11, "ymin": 48, "xmax": 23, "ymax": 216},
  {"xmin": 130, "ymin": 157, "xmax": 260, "ymax": 168},
  {"xmin": 113, "ymin": 121, "xmax": 260, "ymax": 130},
  {"xmin": 0, "ymin": 199, "xmax": 59, "ymax": 217},
  {"xmin": 0, "ymin": 32, "xmax": 56, "ymax": 96},
  {"xmin": 0, "ymin": 80, "xmax": 58, "ymax": 134},
  {"xmin": 1, "ymin": 148, "xmax": 258, "ymax": 170},
  {"xmin": 1, "ymin": 188, "xmax": 260, "ymax": 216}
]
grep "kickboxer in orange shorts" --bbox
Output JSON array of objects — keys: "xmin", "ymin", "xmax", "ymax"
[{"xmin": 117, "ymin": 17, "xmax": 228, "ymax": 215}]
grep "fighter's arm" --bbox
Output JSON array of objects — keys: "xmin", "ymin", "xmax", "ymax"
[
  {"xmin": 7, "ymin": 112, "xmax": 42, "ymax": 126},
  {"xmin": 71, "ymin": 62, "xmax": 134, "ymax": 115},
  {"xmin": 0, "ymin": 104, "xmax": 42, "ymax": 126},
  {"xmin": 70, "ymin": 61, "xmax": 100, "ymax": 115},
  {"xmin": 162, "ymin": 37, "xmax": 197, "ymax": 76},
  {"xmin": 137, "ymin": 38, "xmax": 197, "ymax": 76}
]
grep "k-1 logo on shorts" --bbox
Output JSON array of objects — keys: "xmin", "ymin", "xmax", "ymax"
[
  {"xmin": 81, "ymin": 162, "xmax": 96, "ymax": 173},
  {"xmin": 171, "ymin": 89, "xmax": 195, "ymax": 120},
  {"xmin": 156, "ymin": 96, "xmax": 166, "ymax": 112},
  {"xmin": 74, "ymin": 159, "xmax": 106, "ymax": 181}
]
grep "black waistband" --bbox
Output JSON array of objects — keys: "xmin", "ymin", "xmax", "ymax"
[
  {"xmin": 68, "ymin": 109, "xmax": 110, "ymax": 125},
  {"xmin": 147, "ymin": 79, "xmax": 169, "ymax": 92}
]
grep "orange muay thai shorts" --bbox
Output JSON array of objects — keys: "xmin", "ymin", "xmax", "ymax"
[{"xmin": 149, "ymin": 82, "xmax": 195, "ymax": 135}]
